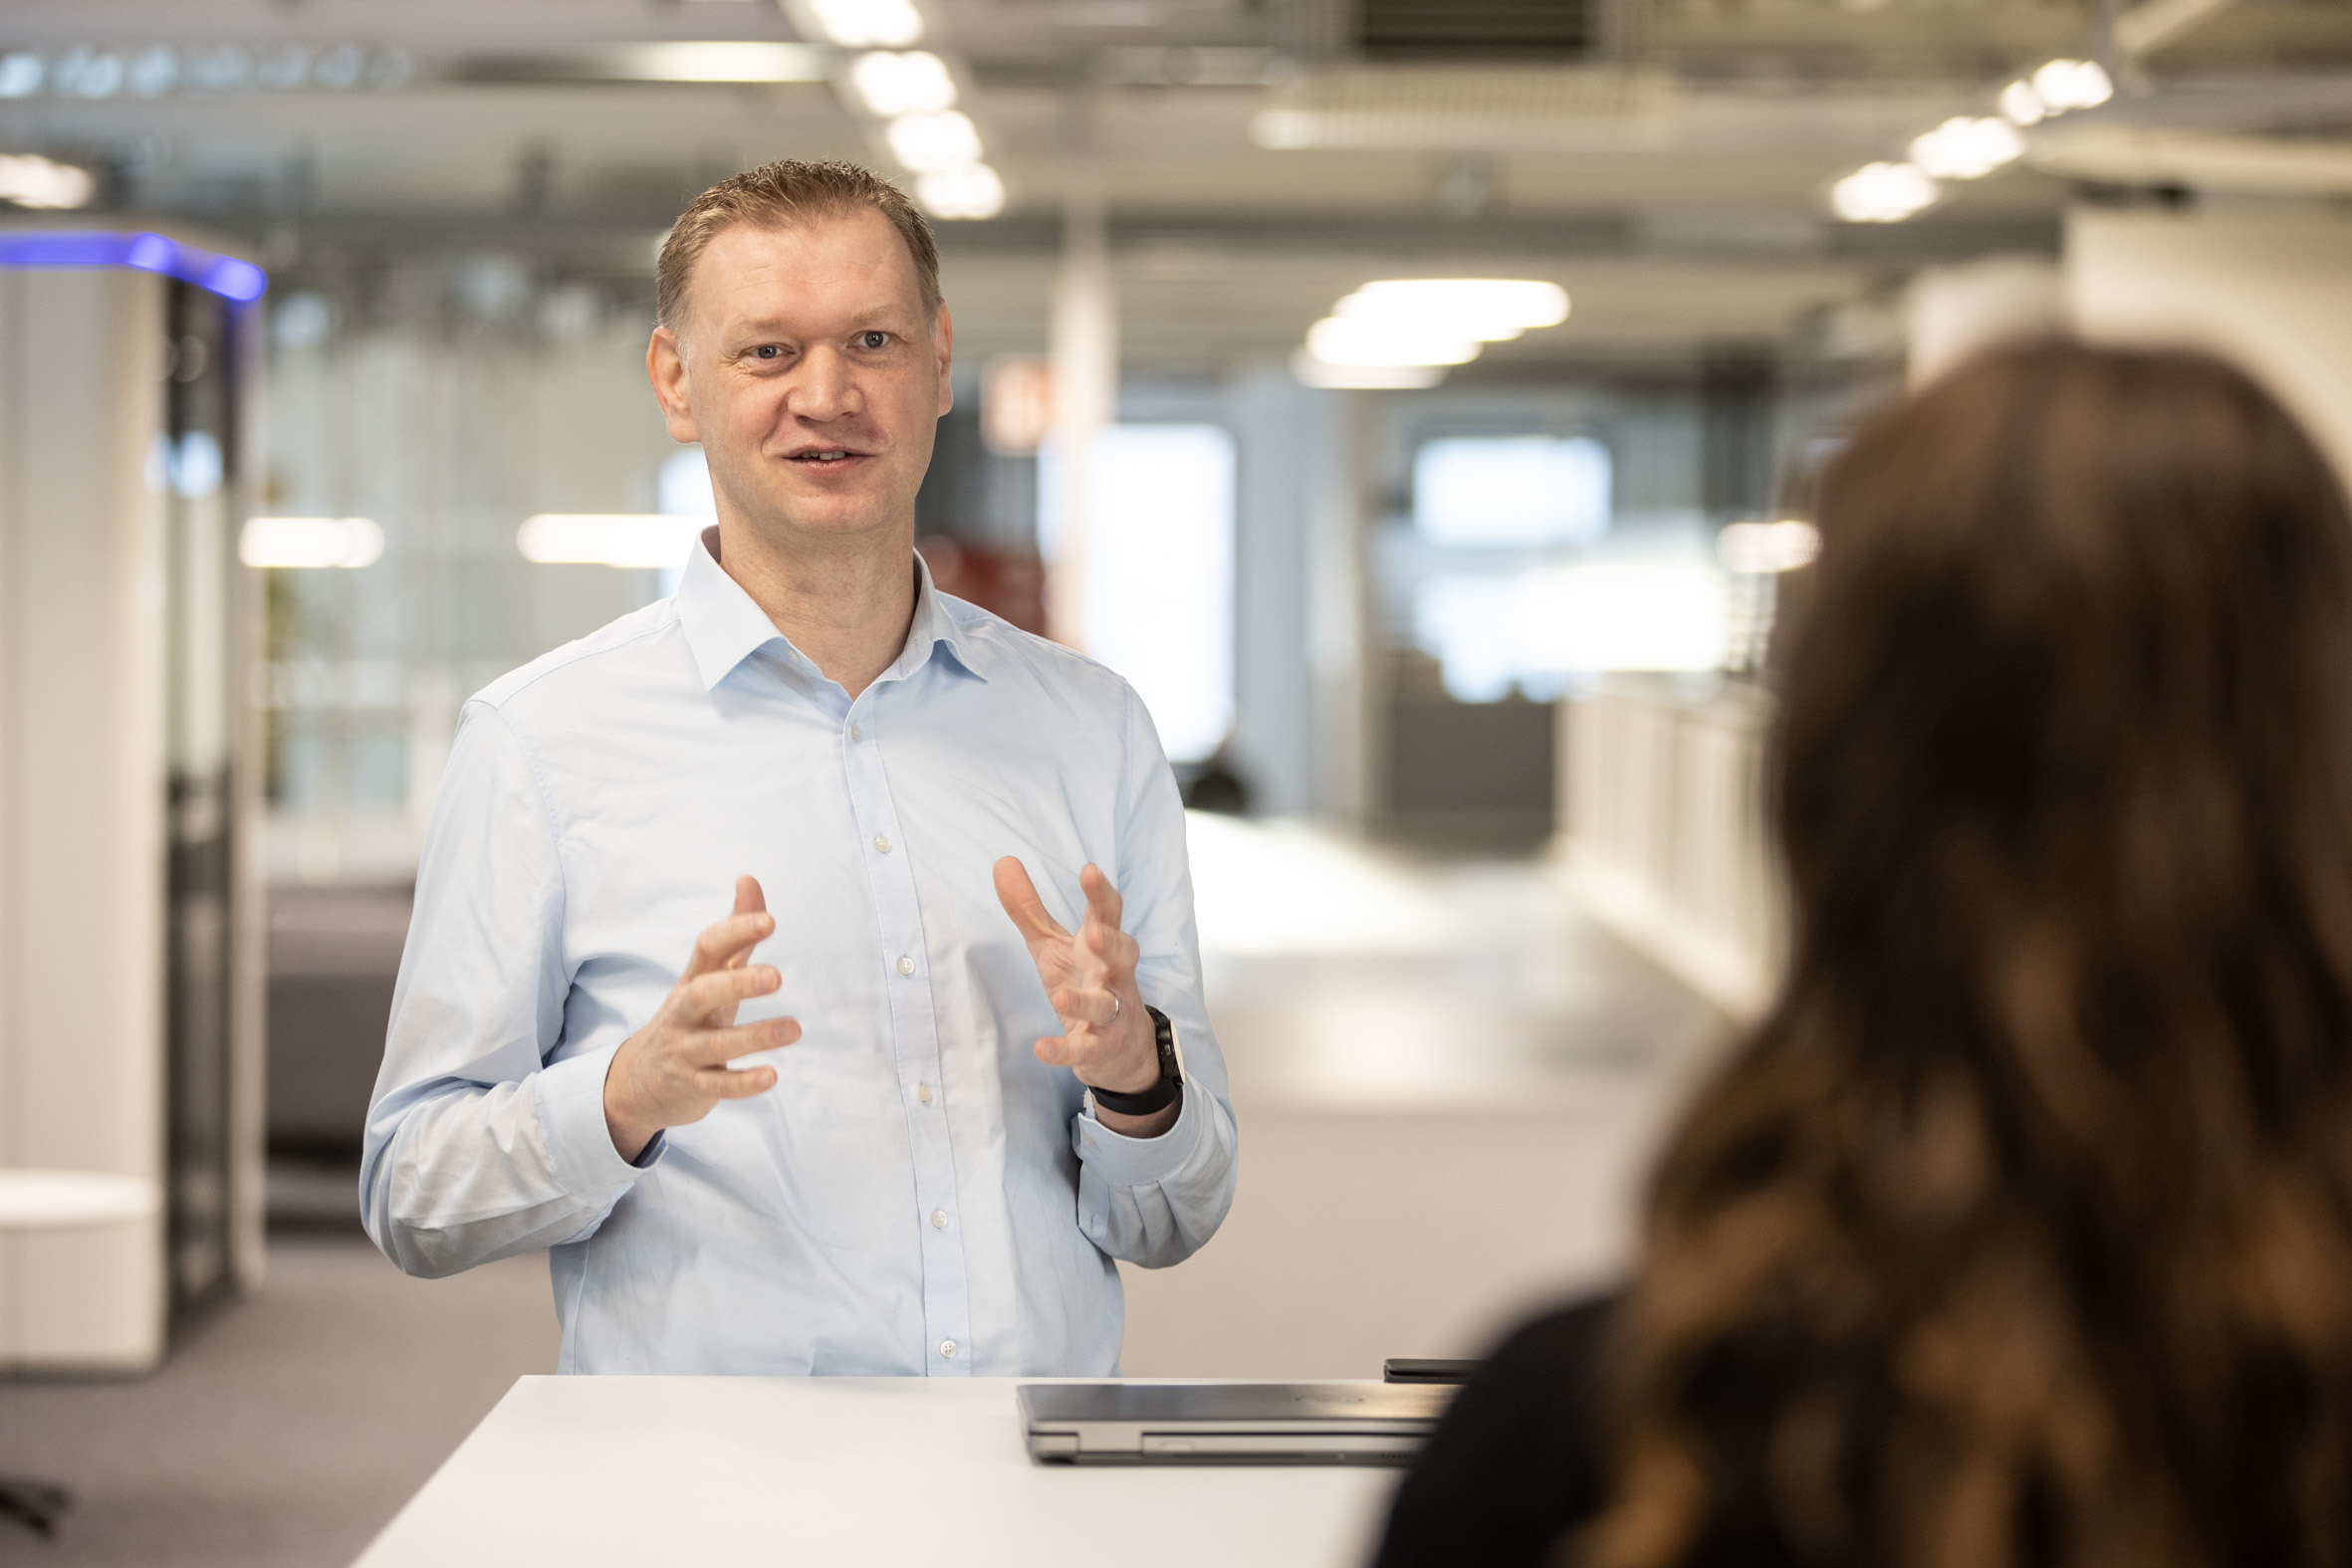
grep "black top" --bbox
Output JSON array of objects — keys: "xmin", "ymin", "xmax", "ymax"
[{"xmin": 1372, "ymin": 1296, "xmax": 1807, "ymax": 1568}]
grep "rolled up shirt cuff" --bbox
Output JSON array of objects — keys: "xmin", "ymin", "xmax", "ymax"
[
  {"xmin": 1072, "ymin": 1077, "xmax": 1206, "ymax": 1188},
  {"xmin": 536, "ymin": 1043, "xmax": 665, "ymax": 1198}
]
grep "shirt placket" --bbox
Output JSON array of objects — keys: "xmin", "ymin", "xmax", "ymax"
[{"xmin": 839, "ymin": 694, "xmax": 973, "ymax": 1376}]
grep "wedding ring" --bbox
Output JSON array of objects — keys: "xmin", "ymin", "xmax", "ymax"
[{"xmin": 1108, "ymin": 993, "xmax": 1122, "ymax": 1022}]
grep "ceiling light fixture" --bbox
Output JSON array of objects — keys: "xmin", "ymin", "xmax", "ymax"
[
  {"xmin": 239, "ymin": 517, "xmax": 383, "ymax": 569},
  {"xmin": 517, "ymin": 514, "xmax": 702, "ymax": 569},
  {"xmin": 1830, "ymin": 161, "xmax": 1939, "ymax": 223},
  {"xmin": 916, "ymin": 163, "xmax": 1005, "ymax": 220},
  {"xmin": 1293, "ymin": 277, "xmax": 1569, "ymax": 385},
  {"xmin": 1288, "ymin": 351, "xmax": 1445, "ymax": 390},
  {"xmin": 0, "ymin": 153, "xmax": 94, "ymax": 209},
  {"xmin": 2033, "ymin": 58, "xmax": 2114, "ymax": 112},
  {"xmin": 1304, "ymin": 316, "xmax": 1481, "ymax": 368},
  {"xmin": 1333, "ymin": 279, "xmax": 1570, "ymax": 341},
  {"xmin": 801, "ymin": 0, "xmax": 925, "ymax": 49},
  {"xmin": 848, "ymin": 50, "xmax": 955, "ymax": 115},
  {"xmin": 885, "ymin": 109, "xmax": 982, "ymax": 172},
  {"xmin": 1908, "ymin": 115, "xmax": 2025, "ymax": 180}
]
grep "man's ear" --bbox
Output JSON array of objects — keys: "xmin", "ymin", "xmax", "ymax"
[
  {"xmin": 647, "ymin": 326, "xmax": 701, "ymax": 444},
  {"xmin": 933, "ymin": 301, "xmax": 954, "ymax": 416}
]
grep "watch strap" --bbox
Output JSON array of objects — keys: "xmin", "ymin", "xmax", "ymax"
[{"xmin": 1086, "ymin": 1005, "xmax": 1182, "ymax": 1117}]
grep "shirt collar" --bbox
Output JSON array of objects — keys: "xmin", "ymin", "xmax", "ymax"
[{"xmin": 675, "ymin": 525, "xmax": 990, "ymax": 693}]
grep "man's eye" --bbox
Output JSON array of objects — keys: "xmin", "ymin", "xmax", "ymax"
[
  {"xmin": 858, "ymin": 332, "xmax": 890, "ymax": 349},
  {"xmin": 752, "ymin": 344, "xmax": 783, "ymax": 360}
]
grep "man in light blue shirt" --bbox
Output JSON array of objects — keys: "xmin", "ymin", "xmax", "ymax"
[{"xmin": 360, "ymin": 160, "xmax": 1239, "ymax": 1375}]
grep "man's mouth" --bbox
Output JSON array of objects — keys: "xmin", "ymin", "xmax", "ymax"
[{"xmin": 788, "ymin": 448, "xmax": 864, "ymax": 469}]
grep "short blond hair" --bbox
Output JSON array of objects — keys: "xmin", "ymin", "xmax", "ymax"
[{"xmin": 655, "ymin": 159, "xmax": 941, "ymax": 337}]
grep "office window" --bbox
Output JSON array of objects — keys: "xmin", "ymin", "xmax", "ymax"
[
  {"xmin": 1048, "ymin": 424, "xmax": 1237, "ymax": 764},
  {"xmin": 1412, "ymin": 434, "xmax": 1610, "ymax": 548}
]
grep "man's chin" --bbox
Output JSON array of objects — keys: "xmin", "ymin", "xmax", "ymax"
[{"xmin": 726, "ymin": 494, "xmax": 910, "ymax": 549}]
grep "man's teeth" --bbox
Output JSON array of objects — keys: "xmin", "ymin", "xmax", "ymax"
[{"xmin": 801, "ymin": 450, "xmax": 848, "ymax": 460}]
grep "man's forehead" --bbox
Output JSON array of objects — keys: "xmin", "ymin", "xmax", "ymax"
[{"xmin": 692, "ymin": 211, "xmax": 924, "ymax": 322}]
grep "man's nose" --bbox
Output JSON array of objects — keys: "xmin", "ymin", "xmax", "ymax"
[{"xmin": 789, "ymin": 346, "xmax": 860, "ymax": 421}]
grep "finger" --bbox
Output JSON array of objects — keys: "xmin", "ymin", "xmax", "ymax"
[
  {"xmin": 726, "ymin": 877, "xmax": 767, "ymax": 969},
  {"xmin": 684, "ymin": 909, "xmax": 774, "ymax": 980},
  {"xmin": 689, "ymin": 1015, "xmax": 802, "ymax": 1065},
  {"xmin": 678, "ymin": 964, "xmax": 781, "ymax": 1021},
  {"xmin": 1033, "ymin": 1034, "xmax": 1077, "ymax": 1069},
  {"xmin": 698, "ymin": 1063, "xmax": 779, "ymax": 1099},
  {"xmin": 993, "ymin": 857, "xmax": 1070, "ymax": 948},
  {"xmin": 1049, "ymin": 986, "xmax": 1120, "ymax": 1030},
  {"xmin": 1077, "ymin": 863, "xmax": 1124, "ymax": 937}
]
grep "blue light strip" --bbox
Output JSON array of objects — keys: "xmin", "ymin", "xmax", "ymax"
[{"xmin": 0, "ymin": 231, "xmax": 267, "ymax": 302}]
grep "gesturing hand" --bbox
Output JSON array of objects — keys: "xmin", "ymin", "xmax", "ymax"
[
  {"xmin": 994, "ymin": 858, "xmax": 1173, "ymax": 1133},
  {"xmin": 602, "ymin": 875, "xmax": 800, "ymax": 1162}
]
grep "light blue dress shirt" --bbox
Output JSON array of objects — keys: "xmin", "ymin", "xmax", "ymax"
[{"xmin": 360, "ymin": 532, "xmax": 1239, "ymax": 1376}]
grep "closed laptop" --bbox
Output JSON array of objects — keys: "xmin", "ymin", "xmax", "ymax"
[{"xmin": 1019, "ymin": 1381, "xmax": 1453, "ymax": 1465}]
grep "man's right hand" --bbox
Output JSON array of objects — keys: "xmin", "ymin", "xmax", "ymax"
[{"xmin": 602, "ymin": 876, "xmax": 799, "ymax": 1162}]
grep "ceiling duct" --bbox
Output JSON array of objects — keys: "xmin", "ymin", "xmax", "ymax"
[
  {"xmin": 1358, "ymin": 0, "xmax": 1594, "ymax": 61},
  {"xmin": 2029, "ymin": 123, "xmax": 2352, "ymax": 197},
  {"xmin": 1251, "ymin": 66, "xmax": 1675, "ymax": 151}
]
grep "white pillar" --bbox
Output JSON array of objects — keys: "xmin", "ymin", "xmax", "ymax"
[
  {"xmin": 1044, "ymin": 187, "xmax": 1116, "ymax": 650},
  {"xmin": 2068, "ymin": 207, "xmax": 2352, "ymax": 488}
]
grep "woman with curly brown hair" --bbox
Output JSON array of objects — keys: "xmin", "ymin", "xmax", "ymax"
[{"xmin": 1375, "ymin": 342, "xmax": 2352, "ymax": 1568}]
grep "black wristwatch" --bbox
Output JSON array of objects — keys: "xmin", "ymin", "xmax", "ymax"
[{"xmin": 1087, "ymin": 1005, "xmax": 1184, "ymax": 1117}]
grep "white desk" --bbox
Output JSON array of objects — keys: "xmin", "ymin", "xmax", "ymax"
[{"xmin": 353, "ymin": 1376, "xmax": 1404, "ymax": 1567}]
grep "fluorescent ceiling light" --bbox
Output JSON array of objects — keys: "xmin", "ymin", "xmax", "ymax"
[
  {"xmin": 1290, "ymin": 350, "xmax": 1444, "ymax": 390},
  {"xmin": 1716, "ymin": 520, "xmax": 1820, "ymax": 574},
  {"xmin": 1999, "ymin": 80, "xmax": 2047, "ymax": 125},
  {"xmin": 1304, "ymin": 316, "xmax": 1480, "ymax": 367},
  {"xmin": 1830, "ymin": 161, "xmax": 1939, "ymax": 223},
  {"xmin": 517, "ymin": 514, "xmax": 701, "ymax": 569},
  {"xmin": 240, "ymin": 516, "xmax": 383, "ymax": 568},
  {"xmin": 1909, "ymin": 115, "xmax": 2025, "ymax": 180},
  {"xmin": 607, "ymin": 42, "xmax": 827, "ymax": 82},
  {"xmin": 1334, "ymin": 278, "xmax": 1569, "ymax": 340},
  {"xmin": 886, "ymin": 110, "xmax": 982, "ymax": 171},
  {"xmin": 0, "ymin": 153, "xmax": 93, "ymax": 209},
  {"xmin": 848, "ymin": 50, "xmax": 955, "ymax": 115},
  {"xmin": 804, "ymin": 0, "xmax": 925, "ymax": 48},
  {"xmin": 2032, "ymin": 58, "xmax": 2113, "ymax": 112},
  {"xmin": 916, "ymin": 162, "xmax": 1005, "ymax": 219}
]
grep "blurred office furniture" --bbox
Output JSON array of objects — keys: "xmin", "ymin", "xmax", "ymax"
[
  {"xmin": 353, "ymin": 1376, "xmax": 1393, "ymax": 1568},
  {"xmin": 0, "ymin": 231, "xmax": 266, "ymax": 1371},
  {"xmin": 0, "ymin": 1169, "xmax": 161, "ymax": 1531},
  {"xmin": 1553, "ymin": 680, "xmax": 1781, "ymax": 1022},
  {"xmin": 914, "ymin": 535, "xmax": 1049, "ymax": 636},
  {"xmin": 266, "ymin": 883, "xmax": 412, "ymax": 1170},
  {"xmin": 1382, "ymin": 653, "xmax": 1555, "ymax": 851}
]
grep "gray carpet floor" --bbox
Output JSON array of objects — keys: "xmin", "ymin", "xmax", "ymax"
[{"xmin": 0, "ymin": 1238, "xmax": 557, "ymax": 1567}]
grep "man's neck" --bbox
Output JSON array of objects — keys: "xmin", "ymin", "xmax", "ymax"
[{"xmin": 713, "ymin": 519, "xmax": 919, "ymax": 700}]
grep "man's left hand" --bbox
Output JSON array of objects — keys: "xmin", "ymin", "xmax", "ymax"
[{"xmin": 993, "ymin": 857, "xmax": 1176, "ymax": 1136}]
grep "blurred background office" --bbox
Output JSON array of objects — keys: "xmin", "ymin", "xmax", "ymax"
[{"xmin": 2, "ymin": 0, "xmax": 2351, "ymax": 1562}]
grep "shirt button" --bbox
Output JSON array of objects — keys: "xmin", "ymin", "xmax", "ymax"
[
  {"xmin": 849, "ymin": 723, "xmax": 862, "ymax": 741},
  {"xmin": 896, "ymin": 955, "xmax": 915, "ymax": 977},
  {"xmin": 931, "ymin": 1209, "xmax": 948, "ymax": 1230},
  {"xmin": 917, "ymin": 1083, "xmax": 933, "ymax": 1105},
  {"xmin": 873, "ymin": 834, "xmax": 892, "ymax": 855},
  {"xmin": 939, "ymin": 1340, "xmax": 958, "ymax": 1360}
]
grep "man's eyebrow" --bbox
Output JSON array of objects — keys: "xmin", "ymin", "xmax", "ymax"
[{"xmin": 721, "ymin": 305, "xmax": 916, "ymax": 339}]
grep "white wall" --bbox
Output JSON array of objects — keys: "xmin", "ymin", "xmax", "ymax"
[{"xmin": 2069, "ymin": 207, "xmax": 2352, "ymax": 488}]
